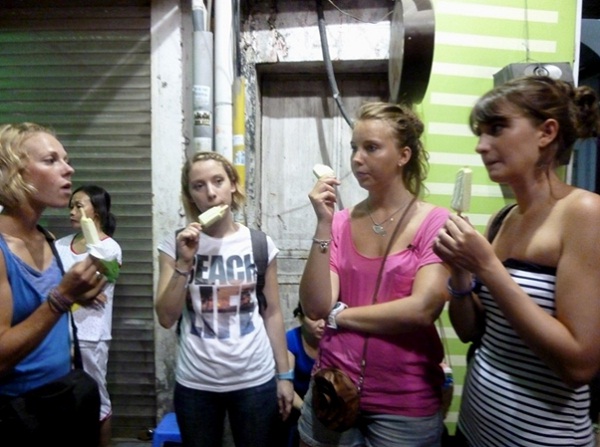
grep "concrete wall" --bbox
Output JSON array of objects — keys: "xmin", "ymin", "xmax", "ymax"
[
  {"xmin": 151, "ymin": 1, "xmax": 580, "ymax": 435},
  {"xmin": 151, "ymin": 0, "xmax": 391, "ymax": 417}
]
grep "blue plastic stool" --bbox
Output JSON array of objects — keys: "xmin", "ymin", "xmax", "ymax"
[{"xmin": 152, "ymin": 412, "xmax": 182, "ymax": 447}]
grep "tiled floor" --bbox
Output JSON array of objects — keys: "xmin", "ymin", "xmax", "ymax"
[
  {"xmin": 112, "ymin": 437, "xmax": 184, "ymax": 446},
  {"xmin": 111, "ymin": 440, "xmax": 151, "ymax": 447}
]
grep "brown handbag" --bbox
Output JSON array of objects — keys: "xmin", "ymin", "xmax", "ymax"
[
  {"xmin": 311, "ymin": 198, "xmax": 416, "ymax": 432},
  {"xmin": 312, "ymin": 367, "xmax": 360, "ymax": 432}
]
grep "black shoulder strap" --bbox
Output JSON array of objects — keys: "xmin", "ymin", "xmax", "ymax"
[
  {"xmin": 249, "ymin": 228, "xmax": 268, "ymax": 313},
  {"xmin": 40, "ymin": 225, "xmax": 83, "ymax": 370},
  {"xmin": 487, "ymin": 203, "xmax": 517, "ymax": 243}
]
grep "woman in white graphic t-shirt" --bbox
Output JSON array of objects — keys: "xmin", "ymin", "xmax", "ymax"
[{"xmin": 155, "ymin": 151, "xmax": 293, "ymax": 447}]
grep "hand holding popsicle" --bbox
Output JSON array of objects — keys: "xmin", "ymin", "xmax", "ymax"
[
  {"xmin": 312, "ymin": 163, "xmax": 336, "ymax": 179},
  {"xmin": 198, "ymin": 204, "xmax": 229, "ymax": 228},
  {"xmin": 80, "ymin": 208, "xmax": 101, "ymax": 245},
  {"xmin": 451, "ymin": 167, "xmax": 472, "ymax": 216},
  {"xmin": 80, "ymin": 208, "xmax": 120, "ymax": 282}
]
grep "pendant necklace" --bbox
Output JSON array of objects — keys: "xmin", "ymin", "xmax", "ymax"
[{"xmin": 366, "ymin": 201, "xmax": 409, "ymax": 236}]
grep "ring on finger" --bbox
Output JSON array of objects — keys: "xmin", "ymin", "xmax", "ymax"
[{"xmin": 95, "ymin": 271, "xmax": 102, "ymax": 280}]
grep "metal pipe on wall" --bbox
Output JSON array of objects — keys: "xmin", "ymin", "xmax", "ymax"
[
  {"xmin": 214, "ymin": 0, "xmax": 234, "ymax": 160},
  {"xmin": 192, "ymin": 0, "xmax": 213, "ymax": 153}
]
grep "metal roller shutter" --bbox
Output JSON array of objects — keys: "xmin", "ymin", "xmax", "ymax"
[{"xmin": 0, "ymin": 0, "xmax": 155, "ymax": 438}]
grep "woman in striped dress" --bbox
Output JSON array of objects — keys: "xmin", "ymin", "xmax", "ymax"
[{"xmin": 434, "ymin": 76, "xmax": 600, "ymax": 446}]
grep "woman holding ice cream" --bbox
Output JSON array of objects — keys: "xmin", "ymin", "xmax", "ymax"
[
  {"xmin": 56, "ymin": 184, "xmax": 122, "ymax": 447},
  {"xmin": 0, "ymin": 123, "xmax": 106, "ymax": 445},
  {"xmin": 155, "ymin": 151, "xmax": 293, "ymax": 447},
  {"xmin": 434, "ymin": 76, "xmax": 600, "ymax": 446}
]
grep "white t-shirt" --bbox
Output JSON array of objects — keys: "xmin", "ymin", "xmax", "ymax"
[
  {"xmin": 158, "ymin": 224, "xmax": 278, "ymax": 392},
  {"xmin": 55, "ymin": 234, "xmax": 123, "ymax": 341}
]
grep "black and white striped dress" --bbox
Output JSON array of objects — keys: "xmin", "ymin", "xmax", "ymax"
[{"xmin": 459, "ymin": 259, "xmax": 594, "ymax": 447}]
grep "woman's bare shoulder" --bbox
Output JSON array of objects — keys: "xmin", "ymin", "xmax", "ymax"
[
  {"xmin": 563, "ymin": 188, "xmax": 600, "ymax": 218},
  {"xmin": 560, "ymin": 188, "xmax": 600, "ymax": 239}
]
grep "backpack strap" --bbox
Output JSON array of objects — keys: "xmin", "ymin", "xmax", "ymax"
[
  {"xmin": 487, "ymin": 203, "xmax": 517, "ymax": 243},
  {"xmin": 39, "ymin": 225, "xmax": 84, "ymax": 370},
  {"xmin": 249, "ymin": 228, "xmax": 268, "ymax": 313}
]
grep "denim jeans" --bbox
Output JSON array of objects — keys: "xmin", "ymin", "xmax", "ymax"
[{"xmin": 174, "ymin": 379, "xmax": 278, "ymax": 447}]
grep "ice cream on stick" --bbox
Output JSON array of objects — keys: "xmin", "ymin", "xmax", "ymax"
[
  {"xmin": 312, "ymin": 164, "xmax": 335, "ymax": 179},
  {"xmin": 80, "ymin": 208, "xmax": 120, "ymax": 282},
  {"xmin": 80, "ymin": 208, "xmax": 101, "ymax": 245},
  {"xmin": 451, "ymin": 167, "xmax": 472, "ymax": 216},
  {"xmin": 198, "ymin": 204, "xmax": 229, "ymax": 228}
]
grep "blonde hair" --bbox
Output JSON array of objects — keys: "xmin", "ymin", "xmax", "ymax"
[
  {"xmin": 356, "ymin": 102, "xmax": 429, "ymax": 197},
  {"xmin": 0, "ymin": 122, "xmax": 55, "ymax": 209},
  {"xmin": 180, "ymin": 151, "xmax": 246, "ymax": 221}
]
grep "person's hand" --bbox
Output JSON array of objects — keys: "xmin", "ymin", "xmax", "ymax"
[
  {"xmin": 89, "ymin": 291, "xmax": 107, "ymax": 308},
  {"xmin": 57, "ymin": 256, "xmax": 107, "ymax": 305},
  {"xmin": 434, "ymin": 214, "xmax": 494, "ymax": 275},
  {"xmin": 327, "ymin": 301, "xmax": 348, "ymax": 329},
  {"xmin": 175, "ymin": 222, "xmax": 202, "ymax": 268},
  {"xmin": 277, "ymin": 379, "xmax": 294, "ymax": 421},
  {"xmin": 308, "ymin": 175, "xmax": 340, "ymax": 223}
]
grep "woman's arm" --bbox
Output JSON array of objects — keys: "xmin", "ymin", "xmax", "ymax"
[
  {"xmin": 437, "ymin": 198, "xmax": 600, "ymax": 387},
  {"xmin": 479, "ymin": 198, "xmax": 600, "ymax": 387},
  {"xmin": 261, "ymin": 258, "xmax": 294, "ymax": 419},
  {"xmin": 154, "ymin": 251, "xmax": 190, "ymax": 329},
  {"xmin": 299, "ymin": 176, "xmax": 340, "ymax": 320},
  {"xmin": 286, "ymin": 351, "xmax": 304, "ymax": 411},
  {"xmin": 333, "ymin": 262, "xmax": 447, "ymax": 334},
  {"xmin": 447, "ymin": 282, "xmax": 486, "ymax": 344},
  {"xmin": 435, "ymin": 213, "xmax": 495, "ymax": 343},
  {"xmin": 155, "ymin": 224, "xmax": 200, "ymax": 329},
  {"xmin": 298, "ymin": 231, "xmax": 339, "ymax": 321},
  {"xmin": 0, "ymin": 251, "xmax": 105, "ymax": 375}
]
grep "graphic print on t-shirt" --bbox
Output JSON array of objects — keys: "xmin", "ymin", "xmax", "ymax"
[{"xmin": 186, "ymin": 251, "xmax": 257, "ymax": 339}]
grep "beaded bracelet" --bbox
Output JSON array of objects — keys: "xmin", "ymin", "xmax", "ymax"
[
  {"xmin": 312, "ymin": 238, "xmax": 332, "ymax": 253},
  {"xmin": 47, "ymin": 288, "xmax": 74, "ymax": 314},
  {"xmin": 447, "ymin": 278, "xmax": 476, "ymax": 299},
  {"xmin": 47, "ymin": 295, "xmax": 64, "ymax": 314}
]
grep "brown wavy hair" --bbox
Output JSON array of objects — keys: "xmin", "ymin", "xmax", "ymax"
[{"xmin": 470, "ymin": 75, "xmax": 600, "ymax": 168}]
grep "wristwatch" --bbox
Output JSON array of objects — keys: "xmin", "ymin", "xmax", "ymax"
[
  {"xmin": 327, "ymin": 301, "xmax": 348, "ymax": 329},
  {"xmin": 276, "ymin": 369, "xmax": 294, "ymax": 381}
]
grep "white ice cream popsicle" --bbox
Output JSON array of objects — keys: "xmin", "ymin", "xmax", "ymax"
[
  {"xmin": 312, "ymin": 164, "xmax": 335, "ymax": 179},
  {"xmin": 198, "ymin": 204, "xmax": 229, "ymax": 228},
  {"xmin": 80, "ymin": 208, "xmax": 101, "ymax": 245},
  {"xmin": 451, "ymin": 167, "xmax": 472, "ymax": 215}
]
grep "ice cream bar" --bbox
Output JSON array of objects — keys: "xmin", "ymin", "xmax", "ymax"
[
  {"xmin": 312, "ymin": 163, "xmax": 335, "ymax": 179},
  {"xmin": 198, "ymin": 204, "xmax": 229, "ymax": 228},
  {"xmin": 451, "ymin": 167, "xmax": 472, "ymax": 215},
  {"xmin": 80, "ymin": 208, "xmax": 101, "ymax": 245}
]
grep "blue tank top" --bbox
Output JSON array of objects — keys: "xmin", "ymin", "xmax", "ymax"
[
  {"xmin": 0, "ymin": 233, "xmax": 71, "ymax": 396},
  {"xmin": 286, "ymin": 327, "xmax": 316, "ymax": 398}
]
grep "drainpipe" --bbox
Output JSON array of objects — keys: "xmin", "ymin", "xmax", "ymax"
[
  {"xmin": 214, "ymin": 0, "xmax": 234, "ymax": 160},
  {"xmin": 233, "ymin": 77, "xmax": 246, "ymax": 190},
  {"xmin": 192, "ymin": 0, "xmax": 213, "ymax": 153}
]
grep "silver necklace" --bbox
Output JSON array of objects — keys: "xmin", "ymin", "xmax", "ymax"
[{"xmin": 366, "ymin": 201, "xmax": 409, "ymax": 236}]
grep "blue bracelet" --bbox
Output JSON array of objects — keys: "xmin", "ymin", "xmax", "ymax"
[
  {"xmin": 447, "ymin": 278, "xmax": 476, "ymax": 299},
  {"xmin": 276, "ymin": 369, "xmax": 294, "ymax": 381}
]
